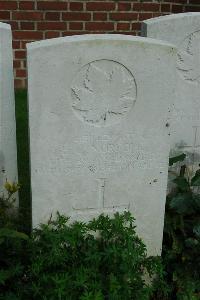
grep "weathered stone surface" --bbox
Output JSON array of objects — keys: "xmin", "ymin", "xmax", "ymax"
[
  {"xmin": 142, "ymin": 13, "xmax": 200, "ymax": 173},
  {"xmin": 0, "ymin": 23, "xmax": 18, "ymax": 189},
  {"xmin": 27, "ymin": 34, "xmax": 177, "ymax": 255}
]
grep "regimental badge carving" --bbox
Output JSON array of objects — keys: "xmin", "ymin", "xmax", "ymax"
[
  {"xmin": 177, "ymin": 30, "xmax": 200, "ymax": 84},
  {"xmin": 71, "ymin": 59, "xmax": 137, "ymax": 126}
]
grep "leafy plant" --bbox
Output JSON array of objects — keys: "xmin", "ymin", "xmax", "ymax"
[
  {"xmin": 0, "ymin": 181, "xmax": 29, "ymax": 298},
  {"xmin": 24, "ymin": 212, "xmax": 160, "ymax": 300},
  {"xmin": 0, "ymin": 208, "xmax": 161, "ymax": 299},
  {"xmin": 0, "ymin": 181, "xmax": 20, "ymax": 228},
  {"xmin": 153, "ymin": 154, "xmax": 200, "ymax": 300}
]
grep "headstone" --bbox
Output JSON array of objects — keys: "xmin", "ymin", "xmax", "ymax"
[
  {"xmin": 0, "ymin": 23, "xmax": 18, "ymax": 188},
  {"xmin": 27, "ymin": 34, "xmax": 177, "ymax": 255},
  {"xmin": 142, "ymin": 13, "xmax": 200, "ymax": 173}
]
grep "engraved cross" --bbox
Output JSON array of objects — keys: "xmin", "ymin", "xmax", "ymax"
[{"xmin": 73, "ymin": 178, "xmax": 130, "ymax": 215}]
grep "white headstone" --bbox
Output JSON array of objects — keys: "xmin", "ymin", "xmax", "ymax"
[
  {"xmin": 142, "ymin": 13, "xmax": 200, "ymax": 172},
  {"xmin": 0, "ymin": 23, "xmax": 18, "ymax": 188},
  {"xmin": 27, "ymin": 34, "xmax": 177, "ymax": 255}
]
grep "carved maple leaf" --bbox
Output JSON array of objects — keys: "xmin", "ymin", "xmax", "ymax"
[
  {"xmin": 177, "ymin": 31, "xmax": 200, "ymax": 84},
  {"xmin": 71, "ymin": 61, "xmax": 136, "ymax": 126}
]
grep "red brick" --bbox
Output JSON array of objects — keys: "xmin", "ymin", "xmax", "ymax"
[
  {"xmin": 133, "ymin": 3, "xmax": 160, "ymax": 11},
  {"xmin": 118, "ymin": 3, "xmax": 131, "ymax": 11},
  {"xmin": 12, "ymin": 41, "xmax": 20, "ymax": 49},
  {"xmin": 20, "ymin": 41, "xmax": 26, "ymax": 50},
  {"xmin": 117, "ymin": 22, "xmax": 130, "ymax": 30},
  {"xmin": 0, "ymin": 1, "xmax": 17, "ymax": 10},
  {"xmin": 132, "ymin": 3, "xmax": 143, "ymax": 11},
  {"xmin": 110, "ymin": 13, "xmax": 138, "ymax": 21},
  {"xmin": 6, "ymin": 21, "xmax": 19, "ymax": 30},
  {"xmin": 37, "ymin": 2, "xmax": 68, "ymax": 10},
  {"xmin": 45, "ymin": 31, "xmax": 60, "ymax": 38},
  {"xmin": 133, "ymin": 3, "xmax": 160, "ymax": 12},
  {"xmin": 12, "ymin": 12, "xmax": 43, "ymax": 21},
  {"xmin": 142, "ymin": 3, "xmax": 160, "ymax": 12},
  {"xmin": 189, "ymin": 0, "xmax": 200, "ymax": 4},
  {"xmin": 19, "ymin": 1, "xmax": 35, "ymax": 10},
  {"xmin": 13, "ymin": 60, "xmax": 21, "ymax": 68},
  {"xmin": 7, "ymin": 0, "xmax": 193, "ymax": 91},
  {"xmin": 153, "ymin": 13, "xmax": 163, "ymax": 18},
  {"xmin": 21, "ymin": 41, "xmax": 29, "ymax": 49},
  {"xmin": 170, "ymin": 0, "xmax": 186, "ymax": 3},
  {"xmin": 70, "ymin": 2, "xmax": 83, "ymax": 11},
  {"xmin": 0, "ymin": 11, "xmax": 10, "ymax": 20},
  {"xmin": 13, "ymin": 31, "xmax": 43, "ymax": 40},
  {"xmin": 22, "ymin": 60, "xmax": 26, "ymax": 68},
  {"xmin": 62, "ymin": 12, "xmax": 91, "ymax": 21},
  {"xmin": 85, "ymin": 22, "xmax": 114, "ymax": 31},
  {"xmin": 37, "ymin": 22, "xmax": 66, "ymax": 30},
  {"xmin": 69, "ymin": 22, "xmax": 83, "ymax": 30},
  {"xmin": 86, "ymin": 2, "xmax": 116, "ymax": 11},
  {"xmin": 62, "ymin": 31, "xmax": 88, "ymax": 36},
  {"xmin": 185, "ymin": 5, "xmax": 200, "ymax": 11},
  {"xmin": 93, "ymin": 13, "xmax": 107, "ymax": 21},
  {"xmin": 16, "ymin": 69, "xmax": 26, "ymax": 77},
  {"xmin": 131, "ymin": 22, "xmax": 141, "ymax": 31},
  {"xmin": 15, "ymin": 50, "xmax": 26, "ymax": 59},
  {"xmin": 45, "ymin": 12, "xmax": 60, "ymax": 20},
  {"xmin": 171, "ymin": 5, "xmax": 183, "ymax": 12},
  {"xmin": 139, "ymin": 13, "xmax": 153, "ymax": 21},
  {"xmin": 21, "ymin": 22, "xmax": 35, "ymax": 30},
  {"xmin": 161, "ymin": 4, "xmax": 171, "ymax": 12}
]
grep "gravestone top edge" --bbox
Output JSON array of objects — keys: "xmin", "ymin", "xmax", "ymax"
[
  {"xmin": 142, "ymin": 12, "xmax": 200, "ymax": 26},
  {"xmin": 0, "ymin": 22, "xmax": 11, "ymax": 30},
  {"xmin": 26, "ymin": 33, "xmax": 176, "ymax": 52}
]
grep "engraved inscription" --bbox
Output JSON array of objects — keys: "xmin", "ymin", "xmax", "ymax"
[
  {"xmin": 71, "ymin": 59, "xmax": 137, "ymax": 126},
  {"xmin": 177, "ymin": 30, "xmax": 200, "ymax": 84},
  {"xmin": 37, "ymin": 133, "xmax": 166, "ymax": 177}
]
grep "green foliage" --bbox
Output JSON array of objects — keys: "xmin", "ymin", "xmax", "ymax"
[
  {"xmin": 0, "ymin": 182, "xmax": 29, "ymax": 298},
  {"xmin": 169, "ymin": 153, "xmax": 186, "ymax": 167},
  {"xmin": 1, "ymin": 208, "xmax": 161, "ymax": 299},
  {"xmin": 26, "ymin": 212, "xmax": 160, "ymax": 300},
  {"xmin": 0, "ymin": 182, "xmax": 19, "ymax": 229},
  {"xmin": 153, "ymin": 154, "xmax": 200, "ymax": 299}
]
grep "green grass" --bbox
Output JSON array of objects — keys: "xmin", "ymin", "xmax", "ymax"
[{"xmin": 15, "ymin": 90, "xmax": 31, "ymax": 233}]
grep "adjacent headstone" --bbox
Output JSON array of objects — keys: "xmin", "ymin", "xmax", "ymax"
[
  {"xmin": 27, "ymin": 34, "xmax": 177, "ymax": 255},
  {"xmin": 0, "ymin": 23, "xmax": 18, "ymax": 188},
  {"xmin": 142, "ymin": 13, "xmax": 200, "ymax": 172}
]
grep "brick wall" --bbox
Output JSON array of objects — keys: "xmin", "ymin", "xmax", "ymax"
[{"xmin": 0, "ymin": 0, "xmax": 200, "ymax": 89}]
